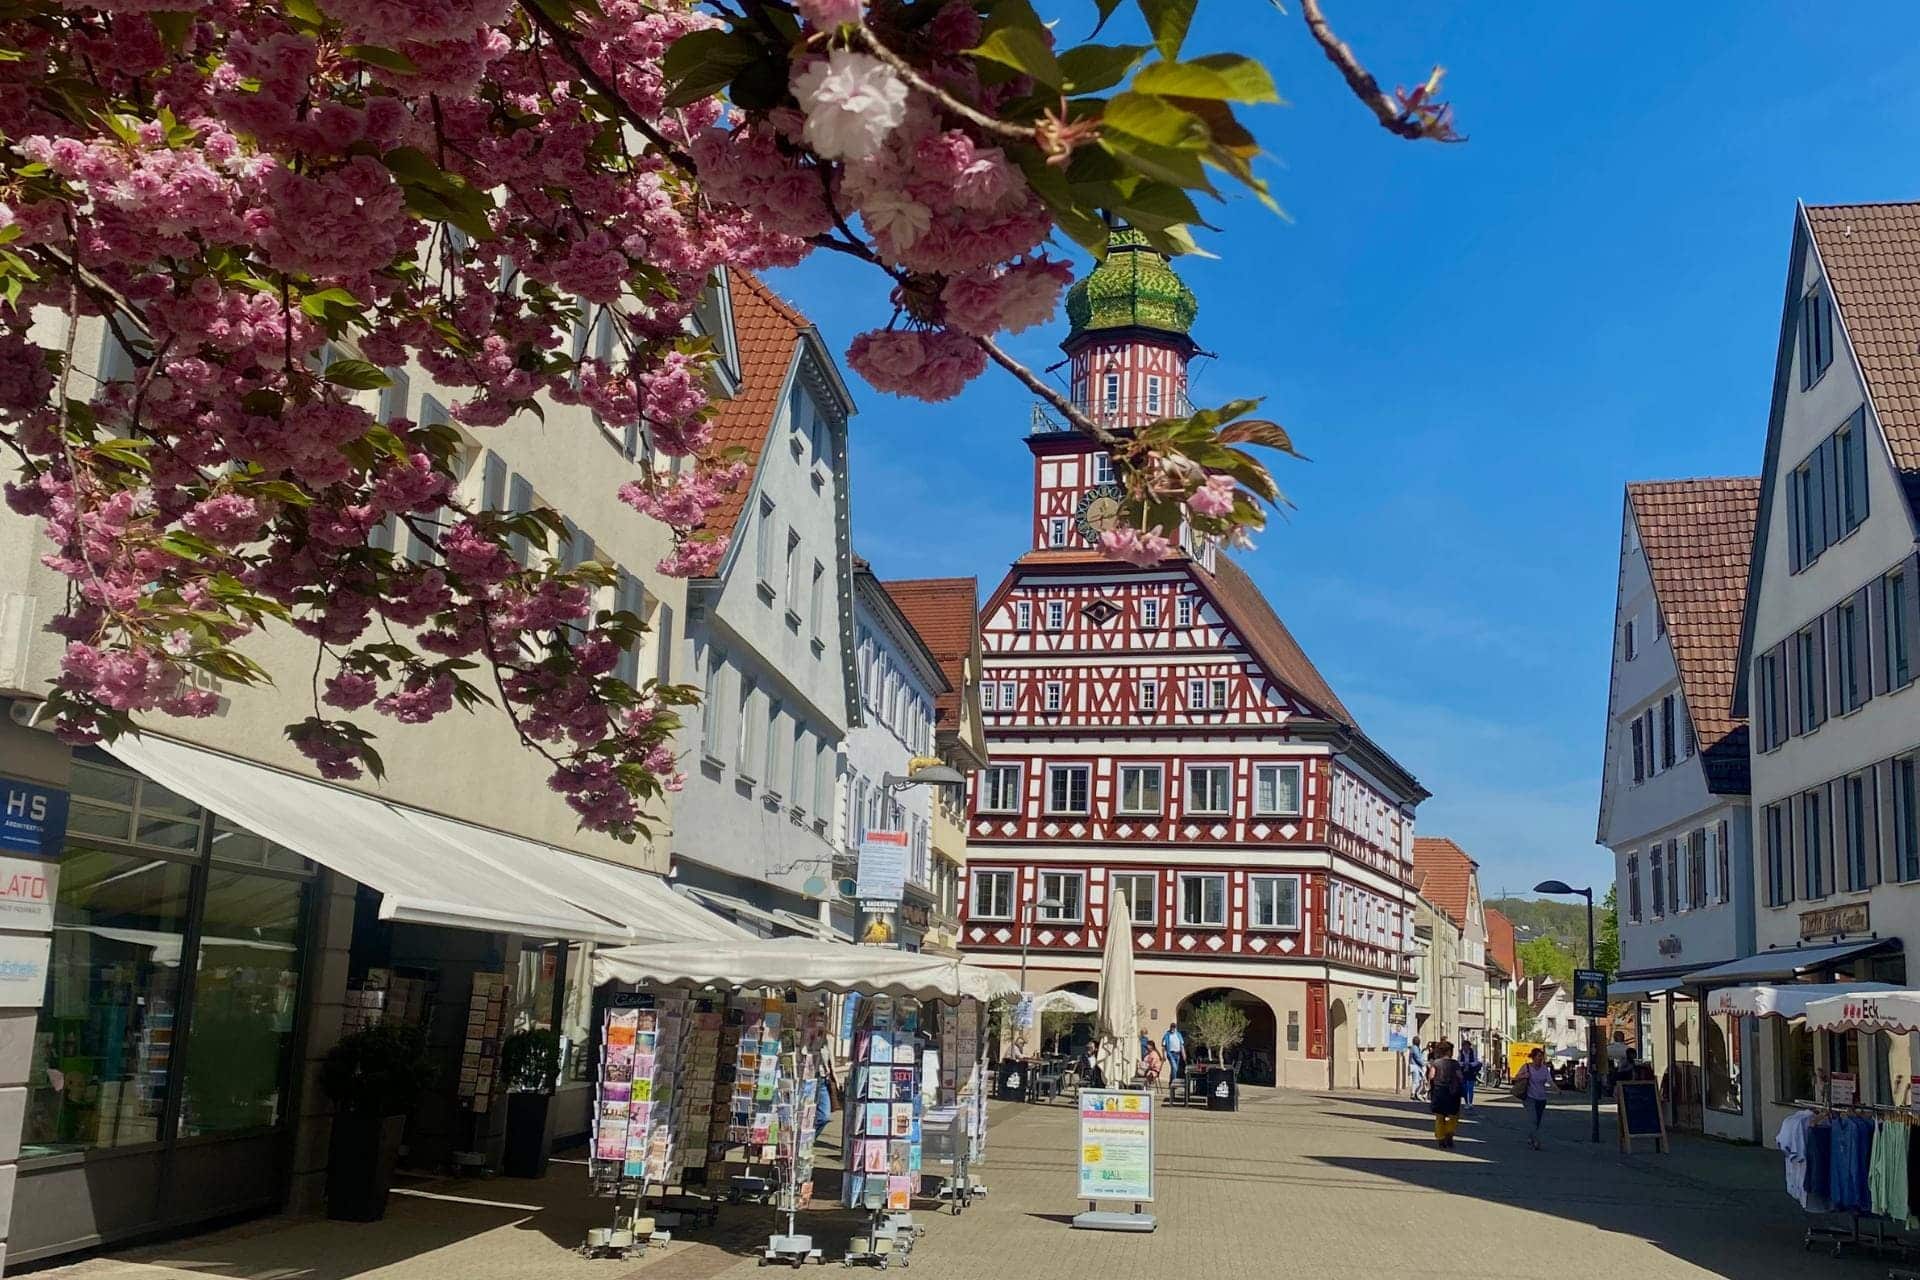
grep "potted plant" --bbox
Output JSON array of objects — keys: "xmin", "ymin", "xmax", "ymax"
[
  {"xmin": 1188, "ymin": 999, "xmax": 1248, "ymax": 1111},
  {"xmin": 322, "ymin": 1024, "xmax": 433, "ymax": 1221},
  {"xmin": 499, "ymin": 1028, "xmax": 562, "ymax": 1178}
]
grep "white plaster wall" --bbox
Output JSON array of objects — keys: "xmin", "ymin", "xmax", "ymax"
[
  {"xmin": 1616, "ymin": 800, "xmax": 1753, "ymax": 976},
  {"xmin": 842, "ymin": 583, "xmax": 939, "ymax": 892},
  {"xmin": 0, "ymin": 313, "xmax": 688, "ymax": 870}
]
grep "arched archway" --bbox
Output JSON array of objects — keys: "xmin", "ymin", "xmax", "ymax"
[
  {"xmin": 1328, "ymin": 999, "xmax": 1353, "ymax": 1091},
  {"xmin": 1176, "ymin": 988, "xmax": 1278, "ymax": 1086}
]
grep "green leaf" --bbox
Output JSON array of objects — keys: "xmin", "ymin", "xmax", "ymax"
[
  {"xmin": 1132, "ymin": 53, "xmax": 1281, "ymax": 103},
  {"xmin": 662, "ymin": 27, "xmax": 760, "ymax": 108},
  {"xmin": 150, "ymin": 11, "xmax": 194, "ymax": 49},
  {"xmin": 1088, "ymin": 0, "xmax": 1127, "ymax": 37},
  {"xmin": 1059, "ymin": 43, "xmax": 1149, "ymax": 95},
  {"xmin": 1136, "ymin": 0, "xmax": 1197, "ymax": 59},
  {"xmin": 343, "ymin": 44, "xmax": 419, "ymax": 75},
  {"xmin": 282, "ymin": 0, "xmax": 322, "ymax": 26},
  {"xmin": 323, "ymin": 359, "xmax": 392, "ymax": 391},
  {"xmin": 970, "ymin": 26, "xmax": 1062, "ymax": 89},
  {"xmin": 1217, "ymin": 418, "xmax": 1300, "ymax": 457},
  {"xmin": 1100, "ymin": 92, "xmax": 1209, "ymax": 149}
]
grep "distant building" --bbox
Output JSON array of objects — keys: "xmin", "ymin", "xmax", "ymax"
[
  {"xmin": 1484, "ymin": 906, "xmax": 1522, "ymax": 1060},
  {"xmin": 1597, "ymin": 477, "xmax": 1760, "ymax": 1140},
  {"xmin": 1412, "ymin": 838, "xmax": 1489, "ymax": 1046},
  {"xmin": 1411, "ymin": 884, "xmax": 1461, "ymax": 1045},
  {"xmin": 1523, "ymin": 978, "xmax": 1592, "ymax": 1061}
]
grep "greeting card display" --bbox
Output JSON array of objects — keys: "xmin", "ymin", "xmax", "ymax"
[
  {"xmin": 725, "ymin": 995, "xmax": 789, "ymax": 1162},
  {"xmin": 842, "ymin": 1001, "xmax": 924, "ymax": 1212},
  {"xmin": 456, "ymin": 971, "xmax": 508, "ymax": 1113}
]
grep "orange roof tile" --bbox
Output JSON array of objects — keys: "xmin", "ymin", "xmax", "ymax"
[
  {"xmin": 883, "ymin": 577, "xmax": 979, "ymax": 731},
  {"xmin": 696, "ymin": 270, "xmax": 806, "ymax": 552},
  {"xmin": 1805, "ymin": 203, "xmax": 1920, "ymax": 488},
  {"xmin": 1411, "ymin": 836, "xmax": 1476, "ymax": 928},
  {"xmin": 1626, "ymin": 478, "xmax": 1761, "ymax": 795},
  {"xmin": 1484, "ymin": 906, "xmax": 1518, "ymax": 979}
]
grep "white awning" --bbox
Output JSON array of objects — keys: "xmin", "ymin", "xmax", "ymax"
[
  {"xmin": 1033, "ymin": 990, "xmax": 1098, "ymax": 1015},
  {"xmin": 1608, "ymin": 975, "xmax": 1685, "ymax": 1002},
  {"xmin": 396, "ymin": 809, "xmax": 749, "ymax": 945},
  {"xmin": 107, "ymin": 734, "xmax": 658, "ymax": 945},
  {"xmin": 592, "ymin": 937, "xmax": 1018, "ymax": 1003},
  {"xmin": 1707, "ymin": 982, "xmax": 1902, "ymax": 1020},
  {"xmin": 1805, "ymin": 991, "xmax": 1920, "ymax": 1035},
  {"xmin": 674, "ymin": 884, "xmax": 843, "ymax": 942}
]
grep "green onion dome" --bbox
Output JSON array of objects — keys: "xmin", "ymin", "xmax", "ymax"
[{"xmin": 1063, "ymin": 227, "xmax": 1198, "ymax": 342}]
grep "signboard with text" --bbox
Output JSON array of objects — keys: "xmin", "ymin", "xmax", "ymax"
[
  {"xmin": 1573, "ymin": 969, "xmax": 1609, "ymax": 1018},
  {"xmin": 1801, "ymin": 901, "xmax": 1871, "ymax": 940},
  {"xmin": 0, "ymin": 776, "xmax": 68, "ymax": 858},
  {"xmin": 1077, "ymin": 1090, "xmax": 1154, "ymax": 1203},
  {"xmin": 0, "ymin": 854, "xmax": 57, "ymax": 931},
  {"xmin": 0, "ymin": 933, "xmax": 52, "ymax": 1007},
  {"xmin": 856, "ymin": 830, "xmax": 910, "ymax": 905},
  {"xmin": 1828, "ymin": 1072, "xmax": 1858, "ymax": 1106}
]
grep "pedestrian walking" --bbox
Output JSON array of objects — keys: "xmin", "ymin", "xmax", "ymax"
[
  {"xmin": 1513, "ymin": 1047, "xmax": 1554, "ymax": 1149},
  {"xmin": 1459, "ymin": 1036, "xmax": 1482, "ymax": 1111},
  {"xmin": 1406, "ymin": 1035, "xmax": 1428, "ymax": 1101},
  {"xmin": 1427, "ymin": 1040, "xmax": 1464, "ymax": 1148},
  {"xmin": 1162, "ymin": 1021, "xmax": 1186, "ymax": 1081}
]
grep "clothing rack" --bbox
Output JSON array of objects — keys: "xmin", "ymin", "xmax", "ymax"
[{"xmin": 1794, "ymin": 1106, "xmax": 1920, "ymax": 1260}]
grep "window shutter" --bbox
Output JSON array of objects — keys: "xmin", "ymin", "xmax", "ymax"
[
  {"xmin": 1718, "ymin": 818, "xmax": 1731, "ymax": 903},
  {"xmin": 1872, "ymin": 575, "xmax": 1892, "ymax": 697},
  {"xmin": 1771, "ymin": 643, "xmax": 1789, "ymax": 749},
  {"xmin": 482, "ymin": 450, "xmax": 506, "ymax": 513},
  {"xmin": 1877, "ymin": 759, "xmax": 1899, "ymax": 885},
  {"xmin": 1866, "ymin": 769, "xmax": 1883, "ymax": 888},
  {"xmin": 1826, "ymin": 779, "xmax": 1842, "ymax": 895},
  {"xmin": 1814, "ymin": 616, "xmax": 1831, "ymax": 725},
  {"xmin": 1788, "ymin": 470, "xmax": 1804, "ymax": 572},
  {"xmin": 1818, "ymin": 436, "xmax": 1840, "ymax": 549},
  {"xmin": 1854, "ymin": 585, "xmax": 1874, "ymax": 707},
  {"xmin": 1786, "ymin": 636, "xmax": 1804, "ymax": 737},
  {"xmin": 1849, "ymin": 408, "xmax": 1871, "ymax": 526},
  {"xmin": 1841, "ymin": 776, "xmax": 1858, "ymax": 891},
  {"xmin": 1907, "ymin": 553, "xmax": 1920, "ymax": 670}
]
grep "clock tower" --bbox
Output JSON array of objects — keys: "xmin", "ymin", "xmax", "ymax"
[{"xmin": 1029, "ymin": 227, "xmax": 1202, "ymax": 554}]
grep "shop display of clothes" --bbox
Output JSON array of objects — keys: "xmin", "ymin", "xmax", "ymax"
[{"xmin": 1779, "ymin": 1110, "xmax": 1920, "ymax": 1226}]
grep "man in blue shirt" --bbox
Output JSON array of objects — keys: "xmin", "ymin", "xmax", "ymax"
[
  {"xmin": 1407, "ymin": 1036, "xmax": 1428, "ymax": 1100},
  {"xmin": 1161, "ymin": 1022, "xmax": 1186, "ymax": 1081}
]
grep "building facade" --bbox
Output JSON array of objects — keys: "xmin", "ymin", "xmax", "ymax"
[
  {"xmin": 1411, "ymin": 890, "xmax": 1461, "ymax": 1047},
  {"xmin": 1598, "ymin": 477, "xmax": 1761, "ymax": 1140},
  {"xmin": 884, "ymin": 578, "xmax": 990, "ymax": 953},
  {"xmin": 1411, "ymin": 838, "xmax": 1489, "ymax": 1047},
  {"xmin": 837, "ymin": 558, "xmax": 947, "ymax": 947},
  {"xmin": 1484, "ymin": 906, "xmax": 1521, "ymax": 1064},
  {"xmin": 1733, "ymin": 202, "xmax": 1920, "ymax": 1145},
  {"xmin": 0, "ymin": 265, "xmax": 758, "ymax": 1262},
  {"xmin": 954, "ymin": 232, "xmax": 1427, "ymax": 1091},
  {"xmin": 671, "ymin": 274, "xmax": 862, "ymax": 936}
]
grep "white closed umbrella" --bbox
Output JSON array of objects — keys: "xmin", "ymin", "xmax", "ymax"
[{"xmin": 1094, "ymin": 891, "xmax": 1141, "ymax": 1088}]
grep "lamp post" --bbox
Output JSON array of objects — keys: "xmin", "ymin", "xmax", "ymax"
[{"xmin": 1535, "ymin": 879, "xmax": 1601, "ymax": 1144}]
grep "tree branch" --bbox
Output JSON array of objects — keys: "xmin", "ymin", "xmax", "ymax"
[
  {"xmin": 1299, "ymin": 0, "xmax": 1459, "ymax": 143},
  {"xmin": 969, "ymin": 332, "xmax": 1117, "ymax": 447},
  {"xmin": 517, "ymin": 0, "xmax": 697, "ymax": 171},
  {"xmin": 851, "ymin": 25, "xmax": 1038, "ymax": 148}
]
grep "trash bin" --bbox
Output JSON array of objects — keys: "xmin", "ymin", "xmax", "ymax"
[
  {"xmin": 1204, "ymin": 1066, "xmax": 1237, "ymax": 1111},
  {"xmin": 996, "ymin": 1059, "xmax": 1029, "ymax": 1102}
]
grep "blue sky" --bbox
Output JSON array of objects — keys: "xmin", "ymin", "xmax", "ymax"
[{"xmin": 768, "ymin": 2, "xmax": 1920, "ymax": 899}]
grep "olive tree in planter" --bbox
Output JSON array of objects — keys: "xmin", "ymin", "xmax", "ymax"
[
  {"xmin": 1188, "ymin": 1000, "xmax": 1249, "ymax": 1108},
  {"xmin": 322, "ymin": 1025, "xmax": 434, "ymax": 1221},
  {"xmin": 499, "ymin": 1028, "xmax": 562, "ymax": 1179}
]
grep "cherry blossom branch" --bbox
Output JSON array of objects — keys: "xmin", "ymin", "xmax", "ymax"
[
  {"xmin": 1299, "ymin": 0, "xmax": 1460, "ymax": 142},
  {"xmin": 850, "ymin": 24, "xmax": 1038, "ymax": 147},
  {"xmin": 970, "ymin": 332, "xmax": 1117, "ymax": 447},
  {"xmin": 517, "ymin": 1, "xmax": 697, "ymax": 170}
]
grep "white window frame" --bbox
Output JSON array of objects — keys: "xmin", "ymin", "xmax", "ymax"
[
  {"xmin": 1139, "ymin": 679, "xmax": 1159, "ymax": 713},
  {"xmin": 1015, "ymin": 601, "xmax": 1032, "ymax": 631},
  {"xmin": 1093, "ymin": 452, "xmax": 1115, "ymax": 484},
  {"xmin": 1176, "ymin": 596, "xmax": 1194, "ymax": 627},
  {"xmin": 1045, "ymin": 764, "xmax": 1091, "ymax": 815},
  {"xmin": 1248, "ymin": 873, "xmax": 1302, "ymax": 931},
  {"xmin": 1185, "ymin": 764, "xmax": 1232, "ymax": 815},
  {"xmin": 1038, "ymin": 871, "xmax": 1085, "ymax": 923},
  {"xmin": 979, "ymin": 764, "xmax": 1021, "ymax": 813},
  {"xmin": 1178, "ymin": 872, "xmax": 1228, "ymax": 928},
  {"xmin": 1044, "ymin": 681, "xmax": 1064, "ymax": 712},
  {"xmin": 1253, "ymin": 763, "xmax": 1303, "ymax": 816},
  {"xmin": 755, "ymin": 496, "xmax": 777, "ymax": 590},
  {"xmin": 1210, "ymin": 677, "xmax": 1229, "ymax": 708},
  {"xmin": 1140, "ymin": 598, "xmax": 1161, "ymax": 629},
  {"xmin": 971, "ymin": 869, "xmax": 1015, "ymax": 920},
  {"xmin": 1110, "ymin": 872, "xmax": 1156, "ymax": 925},
  {"xmin": 1145, "ymin": 374, "xmax": 1163, "ymax": 415},
  {"xmin": 1102, "ymin": 372, "xmax": 1120, "ymax": 412},
  {"xmin": 999, "ymin": 680, "xmax": 1018, "ymax": 709},
  {"xmin": 1045, "ymin": 600, "xmax": 1066, "ymax": 631},
  {"xmin": 1187, "ymin": 677, "xmax": 1208, "ymax": 710},
  {"xmin": 1047, "ymin": 517, "xmax": 1069, "ymax": 548},
  {"xmin": 1117, "ymin": 764, "xmax": 1164, "ymax": 815}
]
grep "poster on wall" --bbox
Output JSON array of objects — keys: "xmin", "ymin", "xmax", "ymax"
[
  {"xmin": 1829, "ymin": 1072, "xmax": 1858, "ymax": 1107},
  {"xmin": 1076, "ymin": 1090, "xmax": 1154, "ymax": 1203},
  {"xmin": 856, "ymin": 831, "xmax": 910, "ymax": 905},
  {"xmin": 0, "ymin": 933, "xmax": 51, "ymax": 1007}
]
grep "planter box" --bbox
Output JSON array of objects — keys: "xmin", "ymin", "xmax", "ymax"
[
  {"xmin": 503, "ymin": 1092, "xmax": 552, "ymax": 1179},
  {"xmin": 327, "ymin": 1112, "xmax": 406, "ymax": 1221}
]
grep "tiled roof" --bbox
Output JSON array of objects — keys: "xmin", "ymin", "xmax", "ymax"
[
  {"xmin": 1195, "ymin": 555, "xmax": 1357, "ymax": 728},
  {"xmin": 1805, "ymin": 203, "xmax": 1920, "ymax": 494},
  {"xmin": 1626, "ymin": 478, "xmax": 1761, "ymax": 795},
  {"xmin": 883, "ymin": 577, "xmax": 979, "ymax": 731},
  {"xmin": 1484, "ymin": 906, "xmax": 1519, "ymax": 981},
  {"xmin": 1410, "ymin": 836, "xmax": 1475, "ymax": 928},
  {"xmin": 695, "ymin": 270, "xmax": 806, "ymax": 553}
]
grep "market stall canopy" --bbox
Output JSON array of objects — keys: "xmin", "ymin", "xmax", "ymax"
[
  {"xmin": 1681, "ymin": 938, "xmax": 1899, "ymax": 986},
  {"xmin": 1607, "ymin": 975, "xmax": 1685, "ymax": 1003},
  {"xmin": 1706, "ymin": 982, "xmax": 1901, "ymax": 1020},
  {"xmin": 1804, "ymin": 990, "xmax": 1920, "ymax": 1035},
  {"xmin": 592, "ymin": 937, "xmax": 1018, "ymax": 1003},
  {"xmin": 1032, "ymin": 990, "xmax": 1098, "ymax": 1015},
  {"xmin": 106, "ymin": 733, "xmax": 732, "ymax": 946},
  {"xmin": 673, "ymin": 883, "xmax": 842, "ymax": 941}
]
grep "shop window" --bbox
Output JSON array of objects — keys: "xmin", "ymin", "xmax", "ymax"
[
  {"xmin": 1775, "ymin": 1021, "xmax": 1815, "ymax": 1105},
  {"xmin": 1706, "ymin": 1011, "xmax": 1741, "ymax": 1114},
  {"xmin": 177, "ymin": 869, "xmax": 306, "ymax": 1137},
  {"xmin": 25, "ymin": 846, "xmax": 197, "ymax": 1153}
]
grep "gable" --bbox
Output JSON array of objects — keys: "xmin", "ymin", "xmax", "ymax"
[{"xmin": 1410, "ymin": 835, "xmax": 1474, "ymax": 926}]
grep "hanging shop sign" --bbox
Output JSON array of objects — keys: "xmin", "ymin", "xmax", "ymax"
[
  {"xmin": 1385, "ymin": 995, "xmax": 1410, "ymax": 1029},
  {"xmin": 1077, "ymin": 1090, "xmax": 1154, "ymax": 1203},
  {"xmin": 0, "ymin": 933, "xmax": 52, "ymax": 1007},
  {"xmin": 0, "ymin": 854, "xmax": 56, "ymax": 931},
  {"xmin": 0, "ymin": 776, "xmax": 67, "ymax": 858},
  {"xmin": 1828, "ymin": 1071, "xmax": 1858, "ymax": 1107},
  {"xmin": 1800, "ymin": 902, "xmax": 1870, "ymax": 940},
  {"xmin": 856, "ymin": 830, "xmax": 910, "ymax": 906},
  {"xmin": 1572, "ymin": 969, "xmax": 1609, "ymax": 1018}
]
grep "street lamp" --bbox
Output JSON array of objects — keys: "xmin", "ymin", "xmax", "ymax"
[{"xmin": 1534, "ymin": 879, "xmax": 1601, "ymax": 1144}]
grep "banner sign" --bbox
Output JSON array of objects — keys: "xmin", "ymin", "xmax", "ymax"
[
  {"xmin": 856, "ymin": 830, "xmax": 910, "ymax": 904},
  {"xmin": 1077, "ymin": 1090, "xmax": 1154, "ymax": 1203},
  {"xmin": 1386, "ymin": 995, "xmax": 1410, "ymax": 1029},
  {"xmin": 0, "ymin": 777, "xmax": 67, "ymax": 858},
  {"xmin": 0, "ymin": 855, "xmax": 57, "ymax": 931},
  {"xmin": 0, "ymin": 934, "xmax": 51, "ymax": 1007},
  {"xmin": 1573, "ymin": 969, "xmax": 1609, "ymax": 1018},
  {"xmin": 1828, "ymin": 1071, "xmax": 1858, "ymax": 1106}
]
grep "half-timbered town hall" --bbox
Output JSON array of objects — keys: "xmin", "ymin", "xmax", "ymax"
[{"xmin": 958, "ymin": 232, "xmax": 1430, "ymax": 1091}]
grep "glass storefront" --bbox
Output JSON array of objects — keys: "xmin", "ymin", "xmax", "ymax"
[
  {"xmin": 1705, "ymin": 1010, "xmax": 1741, "ymax": 1113},
  {"xmin": 23, "ymin": 753, "xmax": 313, "ymax": 1158}
]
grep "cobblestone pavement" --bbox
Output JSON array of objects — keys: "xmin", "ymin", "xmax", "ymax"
[{"xmin": 30, "ymin": 1090, "xmax": 1890, "ymax": 1280}]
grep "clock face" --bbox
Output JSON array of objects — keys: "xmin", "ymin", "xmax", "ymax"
[{"xmin": 1075, "ymin": 483, "xmax": 1126, "ymax": 542}]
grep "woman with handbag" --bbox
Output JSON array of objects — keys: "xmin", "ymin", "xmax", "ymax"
[{"xmin": 1512, "ymin": 1047, "xmax": 1554, "ymax": 1149}]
